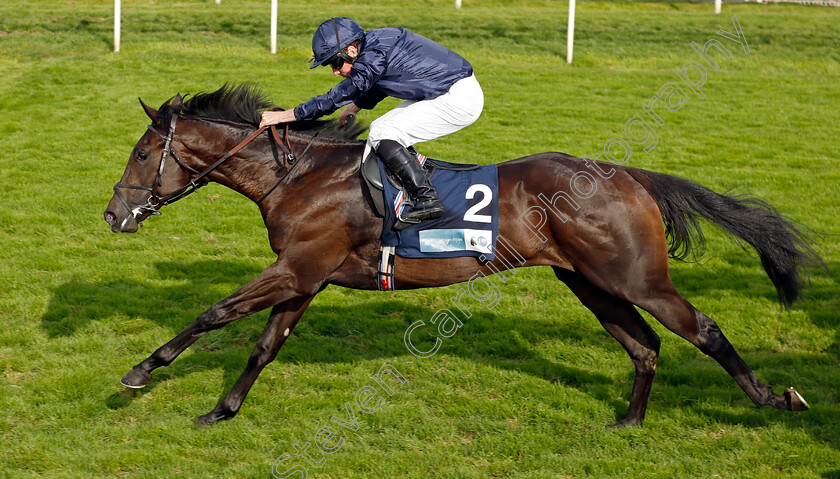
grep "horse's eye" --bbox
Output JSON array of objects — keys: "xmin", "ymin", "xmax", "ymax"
[{"xmin": 136, "ymin": 150, "xmax": 148, "ymax": 161}]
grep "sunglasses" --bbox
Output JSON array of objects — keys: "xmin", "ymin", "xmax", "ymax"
[{"xmin": 325, "ymin": 55, "xmax": 345, "ymax": 70}]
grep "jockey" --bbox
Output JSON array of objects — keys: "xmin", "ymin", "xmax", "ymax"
[{"xmin": 260, "ymin": 16, "xmax": 484, "ymax": 224}]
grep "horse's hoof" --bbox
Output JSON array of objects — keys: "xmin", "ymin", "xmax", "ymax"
[
  {"xmin": 195, "ymin": 410, "xmax": 230, "ymax": 426},
  {"xmin": 194, "ymin": 414, "xmax": 217, "ymax": 426},
  {"xmin": 785, "ymin": 388, "xmax": 809, "ymax": 412},
  {"xmin": 120, "ymin": 369, "xmax": 151, "ymax": 389},
  {"xmin": 606, "ymin": 418, "xmax": 642, "ymax": 429}
]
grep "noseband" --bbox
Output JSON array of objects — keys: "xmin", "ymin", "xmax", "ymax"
[{"xmin": 112, "ymin": 113, "xmax": 299, "ymax": 225}]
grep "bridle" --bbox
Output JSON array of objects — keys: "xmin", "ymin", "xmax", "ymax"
[{"xmin": 112, "ymin": 112, "xmax": 311, "ymax": 226}]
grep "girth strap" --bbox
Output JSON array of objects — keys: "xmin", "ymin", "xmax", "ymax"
[{"xmin": 377, "ymin": 245, "xmax": 396, "ymax": 291}]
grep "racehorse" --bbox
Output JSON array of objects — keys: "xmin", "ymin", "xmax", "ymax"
[{"xmin": 104, "ymin": 84, "xmax": 820, "ymax": 426}]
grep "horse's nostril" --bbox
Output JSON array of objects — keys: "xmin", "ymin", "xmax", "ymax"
[{"xmin": 104, "ymin": 211, "xmax": 117, "ymax": 225}]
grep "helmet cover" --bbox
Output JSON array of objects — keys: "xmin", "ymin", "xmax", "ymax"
[{"xmin": 310, "ymin": 17, "xmax": 364, "ymax": 69}]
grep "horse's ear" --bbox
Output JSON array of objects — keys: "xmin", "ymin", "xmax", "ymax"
[
  {"xmin": 171, "ymin": 94, "xmax": 183, "ymax": 108},
  {"xmin": 139, "ymin": 98, "xmax": 158, "ymax": 122}
]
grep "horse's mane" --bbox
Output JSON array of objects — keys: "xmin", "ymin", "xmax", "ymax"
[{"xmin": 158, "ymin": 83, "xmax": 367, "ymax": 143}]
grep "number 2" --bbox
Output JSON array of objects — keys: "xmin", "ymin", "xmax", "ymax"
[{"xmin": 464, "ymin": 184, "xmax": 493, "ymax": 223}]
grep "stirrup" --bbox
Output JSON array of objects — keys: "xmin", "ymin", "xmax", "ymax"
[
  {"xmin": 394, "ymin": 207, "xmax": 422, "ymax": 231},
  {"xmin": 395, "ymin": 202, "xmax": 444, "ymax": 230}
]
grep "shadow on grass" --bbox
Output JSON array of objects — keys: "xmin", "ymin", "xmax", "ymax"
[
  {"xmin": 41, "ymin": 259, "xmax": 269, "ymax": 337},
  {"xmin": 42, "ymin": 257, "xmax": 838, "ymax": 450},
  {"xmin": 75, "ymin": 17, "xmax": 114, "ymax": 51},
  {"xmin": 43, "ymin": 258, "xmax": 615, "ymax": 395}
]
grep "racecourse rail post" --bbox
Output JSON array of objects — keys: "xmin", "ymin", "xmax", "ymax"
[
  {"xmin": 270, "ymin": 0, "xmax": 278, "ymax": 54},
  {"xmin": 715, "ymin": 0, "xmax": 722, "ymax": 14},
  {"xmin": 114, "ymin": 0, "xmax": 121, "ymax": 52},
  {"xmin": 456, "ymin": 0, "xmax": 462, "ymax": 8},
  {"xmin": 567, "ymin": 0, "xmax": 576, "ymax": 64}
]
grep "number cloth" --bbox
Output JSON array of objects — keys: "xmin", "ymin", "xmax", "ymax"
[{"xmin": 378, "ymin": 156, "xmax": 499, "ymax": 260}]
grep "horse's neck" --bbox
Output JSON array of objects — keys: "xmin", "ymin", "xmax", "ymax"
[
  {"xmin": 287, "ymin": 132, "xmax": 365, "ymax": 170},
  {"xmin": 185, "ymin": 121, "xmax": 363, "ymax": 205},
  {"xmin": 279, "ymin": 132, "xmax": 366, "ymax": 194}
]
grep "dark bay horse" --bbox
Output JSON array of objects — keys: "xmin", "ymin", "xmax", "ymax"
[{"xmin": 104, "ymin": 84, "xmax": 820, "ymax": 426}]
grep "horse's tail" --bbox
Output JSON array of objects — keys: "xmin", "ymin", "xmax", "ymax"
[{"xmin": 623, "ymin": 166, "xmax": 823, "ymax": 308}]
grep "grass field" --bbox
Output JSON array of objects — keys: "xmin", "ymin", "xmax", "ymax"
[{"xmin": 1, "ymin": 0, "xmax": 838, "ymax": 477}]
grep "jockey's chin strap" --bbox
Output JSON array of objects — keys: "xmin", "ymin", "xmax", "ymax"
[{"xmin": 113, "ymin": 111, "xmax": 302, "ymax": 224}]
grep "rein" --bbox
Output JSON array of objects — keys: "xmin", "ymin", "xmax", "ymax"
[{"xmin": 113, "ymin": 114, "xmax": 306, "ymax": 223}]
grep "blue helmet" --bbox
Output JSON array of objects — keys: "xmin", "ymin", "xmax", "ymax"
[{"xmin": 310, "ymin": 17, "xmax": 365, "ymax": 69}]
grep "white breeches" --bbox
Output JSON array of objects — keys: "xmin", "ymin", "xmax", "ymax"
[{"xmin": 366, "ymin": 74, "xmax": 484, "ymax": 149}]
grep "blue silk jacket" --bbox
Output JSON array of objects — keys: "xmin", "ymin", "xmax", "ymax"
[{"xmin": 294, "ymin": 27, "xmax": 473, "ymax": 121}]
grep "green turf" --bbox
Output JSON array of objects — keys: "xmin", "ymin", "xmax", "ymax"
[{"xmin": 0, "ymin": 1, "xmax": 838, "ymax": 477}]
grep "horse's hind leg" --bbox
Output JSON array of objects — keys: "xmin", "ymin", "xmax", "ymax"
[
  {"xmin": 635, "ymin": 285, "xmax": 808, "ymax": 412},
  {"xmin": 554, "ymin": 267, "xmax": 661, "ymax": 427}
]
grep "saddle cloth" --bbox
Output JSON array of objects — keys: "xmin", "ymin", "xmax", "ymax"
[{"xmin": 369, "ymin": 150, "xmax": 500, "ymax": 260}]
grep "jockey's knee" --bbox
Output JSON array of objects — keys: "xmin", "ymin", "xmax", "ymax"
[{"xmin": 376, "ymin": 139, "xmax": 405, "ymax": 157}]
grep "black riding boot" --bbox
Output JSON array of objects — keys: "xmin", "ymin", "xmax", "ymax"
[{"xmin": 378, "ymin": 140, "xmax": 444, "ymax": 225}]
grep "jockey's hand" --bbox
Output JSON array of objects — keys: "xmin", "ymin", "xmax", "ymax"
[
  {"xmin": 338, "ymin": 103, "xmax": 362, "ymax": 125},
  {"xmin": 259, "ymin": 109, "xmax": 296, "ymax": 128}
]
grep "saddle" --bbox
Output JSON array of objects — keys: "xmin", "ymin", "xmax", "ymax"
[{"xmin": 360, "ymin": 143, "xmax": 480, "ymax": 218}]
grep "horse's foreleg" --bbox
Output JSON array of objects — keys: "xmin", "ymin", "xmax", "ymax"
[
  {"xmin": 554, "ymin": 268, "xmax": 661, "ymax": 427},
  {"xmin": 121, "ymin": 260, "xmax": 311, "ymax": 388},
  {"xmin": 195, "ymin": 295, "xmax": 316, "ymax": 425}
]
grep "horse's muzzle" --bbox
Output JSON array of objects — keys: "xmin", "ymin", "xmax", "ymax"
[{"xmin": 104, "ymin": 208, "xmax": 139, "ymax": 233}]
